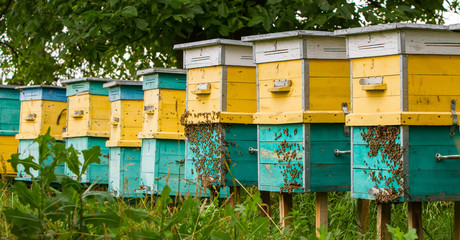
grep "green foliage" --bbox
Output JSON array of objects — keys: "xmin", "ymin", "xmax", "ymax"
[
  {"xmin": 1, "ymin": 0, "xmax": 458, "ymax": 85},
  {"xmin": 387, "ymin": 224, "xmax": 419, "ymax": 240}
]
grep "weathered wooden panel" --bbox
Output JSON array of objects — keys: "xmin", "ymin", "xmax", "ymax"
[
  {"xmin": 65, "ymin": 137, "xmax": 109, "ymax": 184},
  {"xmin": 16, "ymin": 100, "xmax": 67, "ymax": 140},
  {"xmin": 64, "ymin": 80, "xmax": 109, "ymax": 97},
  {"xmin": 19, "ymin": 86, "xmax": 67, "ymax": 102},
  {"xmin": 106, "ymin": 100, "xmax": 143, "ymax": 147},
  {"xmin": 108, "ymin": 147, "xmax": 142, "ymax": 198},
  {"xmin": 0, "ymin": 135, "xmax": 18, "ymax": 176},
  {"xmin": 108, "ymin": 85, "xmax": 144, "ymax": 102},
  {"xmin": 142, "ymin": 73, "xmax": 186, "ymax": 91},
  {"xmin": 0, "ymin": 98, "xmax": 20, "ymax": 134},
  {"xmin": 16, "ymin": 139, "xmax": 65, "ymax": 180},
  {"xmin": 64, "ymin": 95, "xmax": 110, "ymax": 138}
]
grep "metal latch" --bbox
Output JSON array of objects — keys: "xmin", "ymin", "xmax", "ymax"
[
  {"xmin": 334, "ymin": 149, "xmax": 351, "ymax": 157},
  {"xmin": 451, "ymin": 99, "xmax": 457, "ymax": 138},
  {"xmin": 248, "ymin": 147, "xmax": 258, "ymax": 154},
  {"xmin": 435, "ymin": 153, "xmax": 460, "ymax": 162},
  {"xmin": 342, "ymin": 102, "xmax": 350, "ymax": 137}
]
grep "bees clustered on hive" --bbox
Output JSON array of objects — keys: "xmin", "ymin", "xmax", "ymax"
[
  {"xmin": 270, "ymin": 127, "xmax": 304, "ymax": 193},
  {"xmin": 181, "ymin": 111, "xmax": 230, "ymax": 189},
  {"xmin": 361, "ymin": 126, "xmax": 406, "ymax": 203}
]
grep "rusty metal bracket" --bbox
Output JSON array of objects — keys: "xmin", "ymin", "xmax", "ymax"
[
  {"xmin": 342, "ymin": 102, "xmax": 350, "ymax": 137},
  {"xmin": 451, "ymin": 99, "xmax": 457, "ymax": 138}
]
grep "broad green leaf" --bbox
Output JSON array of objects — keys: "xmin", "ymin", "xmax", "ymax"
[
  {"xmin": 83, "ymin": 211, "xmax": 122, "ymax": 227},
  {"xmin": 63, "ymin": 145, "xmax": 81, "ymax": 178},
  {"xmin": 218, "ymin": 3, "xmax": 229, "ymax": 17},
  {"xmin": 211, "ymin": 231, "xmax": 232, "ymax": 240},
  {"xmin": 8, "ymin": 154, "xmax": 39, "ymax": 176},
  {"xmin": 14, "ymin": 181, "xmax": 40, "ymax": 209},
  {"xmin": 81, "ymin": 146, "xmax": 102, "ymax": 177},
  {"xmin": 247, "ymin": 15, "xmax": 264, "ymax": 27},
  {"xmin": 3, "ymin": 208, "xmax": 42, "ymax": 237},
  {"xmin": 135, "ymin": 18, "xmax": 149, "ymax": 31},
  {"xmin": 127, "ymin": 230, "xmax": 162, "ymax": 239},
  {"xmin": 124, "ymin": 208, "xmax": 153, "ymax": 221},
  {"xmin": 122, "ymin": 6, "xmax": 138, "ymax": 18}
]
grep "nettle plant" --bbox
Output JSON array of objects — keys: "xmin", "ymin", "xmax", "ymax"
[{"xmin": 3, "ymin": 130, "xmax": 150, "ymax": 239}]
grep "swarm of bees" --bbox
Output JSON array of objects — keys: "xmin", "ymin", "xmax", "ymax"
[
  {"xmin": 181, "ymin": 111, "xmax": 230, "ymax": 189},
  {"xmin": 361, "ymin": 126, "xmax": 406, "ymax": 203},
  {"xmin": 274, "ymin": 128, "xmax": 303, "ymax": 193}
]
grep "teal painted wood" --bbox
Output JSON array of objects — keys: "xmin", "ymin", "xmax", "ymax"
[
  {"xmin": 108, "ymin": 85, "xmax": 143, "ymax": 101},
  {"xmin": 65, "ymin": 81, "xmax": 109, "ymax": 97},
  {"xmin": 65, "ymin": 137, "xmax": 109, "ymax": 184},
  {"xmin": 352, "ymin": 126, "xmax": 460, "ymax": 202},
  {"xmin": 19, "ymin": 86, "xmax": 67, "ymax": 102},
  {"xmin": 185, "ymin": 124, "xmax": 258, "ymax": 188},
  {"xmin": 142, "ymin": 73, "xmax": 186, "ymax": 91},
  {"xmin": 108, "ymin": 147, "xmax": 142, "ymax": 198},
  {"xmin": 16, "ymin": 139, "xmax": 65, "ymax": 181},
  {"xmin": 258, "ymin": 123, "xmax": 351, "ymax": 193},
  {"xmin": 141, "ymin": 138, "xmax": 203, "ymax": 196},
  {"xmin": 0, "ymin": 87, "xmax": 20, "ymax": 135}
]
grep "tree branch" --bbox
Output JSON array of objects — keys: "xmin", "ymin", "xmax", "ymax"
[
  {"xmin": 0, "ymin": 0, "xmax": 13, "ymax": 20},
  {"xmin": 0, "ymin": 41, "xmax": 19, "ymax": 59}
]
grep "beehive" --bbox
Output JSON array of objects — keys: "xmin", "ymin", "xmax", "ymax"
[
  {"xmin": 335, "ymin": 23, "xmax": 460, "ymax": 202},
  {"xmin": 103, "ymin": 80, "xmax": 143, "ymax": 197},
  {"xmin": 174, "ymin": 39, "xmax": 258, "ymax": 189},
  {"xmin": 61, "ymin": 78, "xmax": 111, "ymax": 184},
  {"xmin": 137, "ymin": 68, "xmax": 194, "ymax": 196},
  {"xmin": 0, "ymin": 85, "xmax": 20, "ymax": 176},
  {"xmin": 242, "ymin": 31, "xmax": 351, "ymax": 193},
  {"xmin": 15, "ymin": 86, "xmax": 67, "ymax": 180}
]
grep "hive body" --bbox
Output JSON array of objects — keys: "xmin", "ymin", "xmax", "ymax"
[
  {"xmin": 15, "ymin": 86, "xmax": 67, "ymax": 180},
  {"xmin": 138, "ymin": 68, "xmax": 200, "ymax": 196},
  {"xmin": 104, "ymin": 80, "xmax": 143, "ymax": 197},
  {"xmin": 62, "ymin": 78, "xmax": 111, "ymax": 184},
  {"xmin": 242, "ymin": 31, "xmax": 351, "ymax": 193},
  {"xmin": 0, "ymin": 86, "xmax": 20, "ymax": 176},
  {"xmin": 335, "ymin": 23, "xmax": 460, "ymax": 202},
  {"xmin": 175, "ymin": 39, "xmax": 258, "ymax": 189}
]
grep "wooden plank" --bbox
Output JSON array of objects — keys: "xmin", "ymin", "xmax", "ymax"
[
  {"xmin": 455, "ymin": 202, "xmax": 460, "ymax": 240},
  {"xmin": 377, "ymin": 203, "xmax": 391, "ymax": 240},
  {"xmin": 407, "ymin": 52, "xmax": 460, "ymax": 75},
  {"xmin": 357, "ymin": 199, "xmax": 370, "ymax": 233},
  {"xmin": 279, "ymin": 192, "xmax": 293, "ymax": 228},
  {"xmin": 316, "ymin": 192, "xmax": 328, "ymax": 237},
  {"xmin": 352, "ymin": 55, "xmax": 401, "ymax": 78},
  {"xmin": 408, "ymin": 202, "xmax": 423, "ymax": 239},
  {"xmin": 260, "ymin": 191, "xmax": 271, "ymax": 217}
]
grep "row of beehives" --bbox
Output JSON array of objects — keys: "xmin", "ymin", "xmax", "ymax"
[{"xmin": 1, "ymin": 22, "xmax": 460, "ymax": 202}]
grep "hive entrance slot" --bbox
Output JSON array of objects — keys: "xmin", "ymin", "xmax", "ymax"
[
  {"xmin": 359, "ymin": 77, "xmax": 386, "ymax": 91},
  {"xmin": 269, "ymin": 79, "xmax": 291, "ymax": 93}
]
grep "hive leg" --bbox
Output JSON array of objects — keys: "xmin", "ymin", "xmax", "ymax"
[
  {"xmin": 260, "ymin": 191, "xmax": 271, "ymax": 217},
  {"xmin": 229, "ymin": 186, "xmax": 241, "ymax": 207},
  {"xmin": 316, "ymin": 192, "xmax": 328, "ymax": 236},
  {"xmin": 279, "ymin": 192, "xmax": 293, "ymax": 227},
  {"xmin": 377, "ymin": 203, "xmax": 391, "ymax": 240},
  {"xmin": 408, "ymin": 202, "xmax": 423, "ymax": 239},
  {"xmin": 357, "ymin": 199, "xmax": 370, "ymax": 233},
  {"xmin": 455, "ymin": 202, "xmax": 460, "ymax": 240}
]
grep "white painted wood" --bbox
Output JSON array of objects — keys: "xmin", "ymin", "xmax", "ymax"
[
  {"xmin": 254, "ymin": 38, "xmax": 302, "ymax": 63},
  {"xmin": 347, "ymin": 31, "xmax": 400, "ymax": 58},
  {"xmin": 223, "ymin": 45, "xmax": 256, "ymax": 67},
  {"xmin": 183, "ymin": 45, "xmax": 222, "ymax": 69},
  {"xmin": 404, "ymin": 29, "xmax": 460, "ymax": 55},
  {"xmin": 305, "ymin": 36, "xmax": 347, "ymax": 59}
]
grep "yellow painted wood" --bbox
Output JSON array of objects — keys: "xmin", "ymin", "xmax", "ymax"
[
  {"xmin": 407, "ymin": 55, "xmax": 460, "ymax": 75},
  {"xmin": 106, "ymin": 100, "xmax": 143, "ymax": 147},
  {"xmin": 225, "ymin": 66, "xmax": 257, "ymax": 113},
  {"xmin": 138, "ymin": 89, "xmax": 185, "ymax": 140},
  {"xmin": 16, "ymin": 100, "xmax": 67, "ymax": 140},
  {"xmin": 362, "ymin": 84, "xmax": 387, "ymax": 91},
  {"xmin": 345, "ymin": 112, "xmax": 454, "ymax": 126},
  {"xmin": 0, "ymin": 135, "xmax": 18, "ymax": 176},
  {"xmin": 63, "ymin": 94, "xmax": 110, "ymax": 138},
  {"xmin": 352, "ymin": 55, "xmax": 401, "ymax": 79},
  {"xmin": 253, "ymin": 111, "xmax": 346, "ymax": 124}
]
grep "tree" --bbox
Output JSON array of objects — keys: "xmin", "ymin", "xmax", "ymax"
[{"xmin": 0, "ymin": 0, "xmax": 458, "ymax": 85}]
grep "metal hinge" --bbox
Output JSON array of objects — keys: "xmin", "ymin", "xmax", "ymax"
[
  {"xmin": 451, "ymin": 99, "xmax": 457, "ymax": 138},
  {"xmin": 342, "ymin": 102, "xmax": 350, "ymax": 137}
]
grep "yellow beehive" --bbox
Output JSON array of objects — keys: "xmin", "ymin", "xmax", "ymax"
[
  {"xmin": 0, "ymin": 135, "xmax": 19, "ymax": 175},
  {"xmin": 173, "ymin": 39, "xmax": 256, "ymax": 124},
  {"xmin": 241, "ymin": 31, "xmax": 350, "ymax": 124},
  {"xmin": 335, "ymin": 23, "xmax": 460, "ymax": 126},
  {"xmin": 15, "ymin": 86, "xmax": 67, "ymax": 140},
  {"xmin": 103, "ymin": 80, "xmax": 143, "ymax": 147},
  {"xmin": 137, "ymin": 68, "xmax": 187, "ymax": 139},
  {"xmin": 61, "ymin": 78, "xmax": 111, "ymax": 138}
]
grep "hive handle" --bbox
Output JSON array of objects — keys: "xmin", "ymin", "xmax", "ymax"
[
  {"xmin": 248, "ymin": 147, "xmax": 258, "ymax": 154},
  {"xmin": 72, "ymin": 110, "xmax": 84, "ymax": 118},
  {"xmin": 334, "ymin": 149, "xmax": 351, "ymax": 157},
  {"xmin": 435, "ymin": 153, "xmax": 460, "ymax": 162}
]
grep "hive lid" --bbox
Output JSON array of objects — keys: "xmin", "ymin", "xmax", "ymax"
[
  {"xmin": 137, "ymin": 67, "xmax": 187, "ymax": 76},
  {"xmin": 61, "ymin": 77, "xmax": 114, "ymax": 85},
  {"xmin": 103, "ymin": 80, "xmax": 143, "ymax": 88},
  {"xmin": 449, "ymin": 23, "xmax": 460, "ymax": 32},
  {"xmin": 0, "ymin": 85, "xmax": 21, "ymax": 89},
  {"xmin": 15, "ymin": 85, "xmax": 65, "ymax": 90},
  {"xmin": 334, "ymin": 23, "xmax": 449, "ymax": 36},
  {"xmin": 241, "ymin": 30, "xmax": 336, "ymax": 42},
  {"xmin": 173, "ymin": 38, "xmax": 252, "ymax": 50}
]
